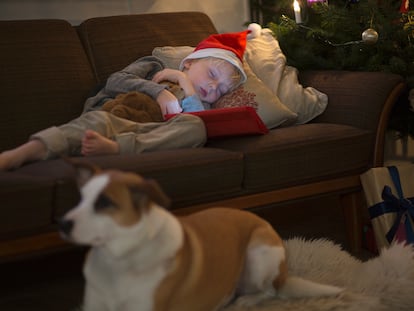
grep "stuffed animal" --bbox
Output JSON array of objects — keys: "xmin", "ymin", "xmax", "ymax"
[{"xmin": 101, "ymin": 81, "xmax": 185, "ymax": 123}]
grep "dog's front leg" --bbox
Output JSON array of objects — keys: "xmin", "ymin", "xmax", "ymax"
[
  {"xmin": 84, "ymin": 286, "xmax": 154, "ymax": 311},
  {"xmin": 121, "ymin": 299, "xmax": 154, "ymax": 311},
  {"xmin": 83, "ymin": 285, "xmax": 111, "ymax": 311}
]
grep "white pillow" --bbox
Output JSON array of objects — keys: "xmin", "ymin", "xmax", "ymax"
[
  {"xmin": 244, "ymin": 28, "xmax": 286, "ymax": 96},
  {"xmin": 152, "ymin": 46, "xmax": 194, "ymax": 69},
  {"xmin": 277, "ymin": 66, "xmax": 328, "ymax": 124},
  {"xmin": 244, "ymin": 28, "xmax": 328, "ymax": 124}
]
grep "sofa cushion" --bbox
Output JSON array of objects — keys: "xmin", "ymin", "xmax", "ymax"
[
  {"xmin": 16, "ymin": 148, "xmax": 244, "ymax": 215},
  {"xmin": 0, "ymin": 19, "xmax": 96, "ymax": 151},
  {"xmin": 166, "ymin": 107, "xmax": 269, "ymax": 138},
  {"xmin": 0, "ymin": 173, "xmax": 55, "ymax": 237},
  {"xmin": 110, "ymin": 149, "xmax": 244, "ymax": 208},
  {"xmin": 78, "ymin": 12, "xmax": 218, "ymax": 83},
  {"xmin": 207, "ymin": 123, "xmax": 374, "ymax": 191}
]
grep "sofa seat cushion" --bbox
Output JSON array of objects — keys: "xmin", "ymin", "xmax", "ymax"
[
  {"xmin": 86, "ymin": 149, "xmax": 245, "ymax": 209},
  {"xmin": 16, "ymin": 148, "xmax": 244, "ymax": 214},
  {"xmin": 0, "ymin": 173, "xmax": 55, "ymax": 237},
  {"xmin": 207, "ymin": 123, "xmax": 374, "ymax": 191}
]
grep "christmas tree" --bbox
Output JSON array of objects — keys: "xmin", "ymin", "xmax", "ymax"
[{"xmin": 250, "ymin": 0, "xmax": 414, "ymax": 137}]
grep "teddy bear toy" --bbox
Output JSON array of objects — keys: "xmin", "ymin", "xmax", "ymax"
[{"xmin": 101, "ymin": 81, "xmax": 185, "ymax": 123}]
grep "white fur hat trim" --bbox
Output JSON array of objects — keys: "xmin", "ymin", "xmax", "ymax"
[{"xmin": 179, "ymin": 48, "xmax": 247, "ymax": 85}]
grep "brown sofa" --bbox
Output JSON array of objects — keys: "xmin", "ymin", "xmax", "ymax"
[{"xmin": 0, "ymin": 12, "xmax": 405, "ymax": 262}]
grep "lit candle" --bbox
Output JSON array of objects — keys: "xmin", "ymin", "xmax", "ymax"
[{"xmin": 293, "ymin": 0, "xmax": 302, "ymax": 24}]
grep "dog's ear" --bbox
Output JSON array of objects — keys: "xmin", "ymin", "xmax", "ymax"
[
  {"xmin": 144, "ymin": 179, "xmax": 171, "ymax": 208},
  {"xmin": 131, "ymin": 179, "xmax": 171, "ymax": 209},
  {"xmin": 64, "ymin": 157, "xmax": 101, "ymax": 187}
]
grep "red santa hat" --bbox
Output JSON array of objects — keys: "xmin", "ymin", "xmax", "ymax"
[{"xmin": 179, "ymin": 30, "xmax": 250, "ymax": 85}]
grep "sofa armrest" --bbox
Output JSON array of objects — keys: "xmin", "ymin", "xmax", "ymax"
[{"xmin": 299, "ymin": 70, "xmax": 406, "ymax": 166}]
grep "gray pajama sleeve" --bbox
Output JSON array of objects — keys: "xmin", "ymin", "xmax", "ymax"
[{"xmin": 82, "ymin": 56, "xmax": 168, "ymax": 113}]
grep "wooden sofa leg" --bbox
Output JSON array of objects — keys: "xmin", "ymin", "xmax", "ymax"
[{"xmin": 340, "ymin": 191, "xmax": 363, "ymax": 254}]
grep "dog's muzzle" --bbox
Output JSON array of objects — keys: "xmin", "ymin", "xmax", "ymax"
[{"xmin": 58, "ymin": 218, "xmax": 74, "ymax": 237}]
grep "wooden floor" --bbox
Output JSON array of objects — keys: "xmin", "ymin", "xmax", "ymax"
[{"xmin": 0, "ymin": 195, "xmax": 374, "ymax": 311}]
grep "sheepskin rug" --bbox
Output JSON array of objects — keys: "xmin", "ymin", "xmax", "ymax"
[{"xmin": 224, "ymin": 238, "xmax": 414, "ymax": 311}]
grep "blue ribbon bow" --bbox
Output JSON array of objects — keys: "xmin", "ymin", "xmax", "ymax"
[{"xmin": 381, "ymin": 185, "xmax": 414, "ymax": 244}]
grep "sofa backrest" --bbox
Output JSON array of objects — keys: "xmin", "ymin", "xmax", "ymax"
[
  {"xmin": 77, "ymin": 12, "xmax": 218, "ymax": 83},
  {"xmin": 0, "ymin": 12, "xmax": 217, "ymax": 151},
  {"xmin": 0, "ymin": 19, "xmax": 96, "ymax": 151},
  {"xmin": 300, "ymin": 70, "xmax": 404, "ymax": 131}
]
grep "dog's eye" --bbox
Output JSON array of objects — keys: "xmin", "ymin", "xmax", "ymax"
[{"xmin": 94, "ymin": 194, "xmax": 114, "ymax": 211}]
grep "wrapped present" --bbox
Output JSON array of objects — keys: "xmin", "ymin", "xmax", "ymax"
[{"xmin": 360, "ymin": 165, "xmax": 414, "ymax": 250}]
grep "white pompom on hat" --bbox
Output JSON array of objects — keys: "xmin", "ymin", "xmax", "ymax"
[
  {"xmin": 247, "ymin": 23, "xmax": 262, "ymax": 40},
  {"xmin": 179, "ymin": 29, "xmax": 252, "ymax": 85}
]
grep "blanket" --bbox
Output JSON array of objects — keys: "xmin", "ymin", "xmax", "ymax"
[{"xmin": 225, "ymin": 238, "xmax": 414, "ymax": 311}]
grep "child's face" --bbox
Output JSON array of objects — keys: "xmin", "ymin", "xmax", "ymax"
[{"xmin": 183, "ymin": 58, "xmax": 237, "ymax": 103}]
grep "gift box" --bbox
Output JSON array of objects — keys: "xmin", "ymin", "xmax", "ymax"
[{"xmin": 360, "ymin": 165, "xmax": 414, "ymax": 250}]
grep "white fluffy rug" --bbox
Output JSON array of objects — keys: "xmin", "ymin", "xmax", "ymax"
[{"xmin": 224, "ymin": 238, "xmax": 414, "ymax": 311}]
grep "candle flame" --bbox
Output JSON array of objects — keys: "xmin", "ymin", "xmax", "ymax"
[{"xmin": 293, "ymin": 0, "xmax": 301, "ymax": 12}]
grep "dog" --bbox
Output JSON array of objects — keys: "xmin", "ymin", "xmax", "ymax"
[{"xmin": 59, "ymin": 161, "xmax": 343, "ymax": 311}]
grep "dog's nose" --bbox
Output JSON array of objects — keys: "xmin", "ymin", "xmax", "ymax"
[{"xmin": 59, "ymin": 219, "xmax": 74, "ymax": 236}]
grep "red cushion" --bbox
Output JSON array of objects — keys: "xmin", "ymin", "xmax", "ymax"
[{"xmin": 165, "ymin": 107, "xmax": 269, "ymax": 138}]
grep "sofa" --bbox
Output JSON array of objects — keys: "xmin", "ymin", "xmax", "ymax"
[{"xmin": 0, "ymin": 11, "xmax": 405, "ymax": 262}]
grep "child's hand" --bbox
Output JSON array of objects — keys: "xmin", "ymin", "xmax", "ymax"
[
  {"xmin": 156, "ymin": 89, "xmax": 182, "ymax": 116},
  {"xmin": 152, "ymin": 69, "xmax": 184, "ymax": 84},
  {"xmin": 153, "ymin": 69, "xmax": 196, "ymax": 98}
]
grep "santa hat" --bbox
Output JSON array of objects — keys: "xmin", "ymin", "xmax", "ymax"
[{"xmin": 179, "ymin": 30, "xmax": 250, "ymax": 85}]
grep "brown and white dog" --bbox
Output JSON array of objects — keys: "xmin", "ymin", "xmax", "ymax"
[{"xmin": 59, "ymin": 162, "xmax": 342, "ymax": 311}]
